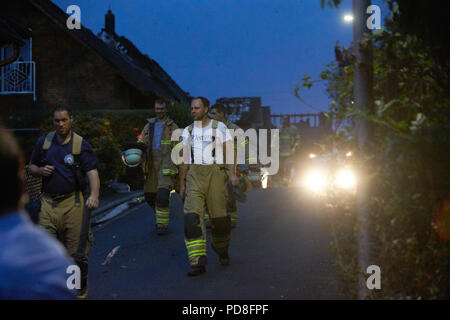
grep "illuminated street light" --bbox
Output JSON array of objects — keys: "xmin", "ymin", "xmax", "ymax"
[{"xmin": 343, "ymin": 14, "xmax": 354, "ymax": 23}]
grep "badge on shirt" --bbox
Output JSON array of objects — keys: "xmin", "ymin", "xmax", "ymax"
[{"xmin": 64, "ymin": 154, "xmax": 75, "ymax": 166}]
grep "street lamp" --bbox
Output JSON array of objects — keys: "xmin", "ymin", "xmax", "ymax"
[{"xmin": 343, "ymin": 14, "xmax": 354, "ymax": 23}]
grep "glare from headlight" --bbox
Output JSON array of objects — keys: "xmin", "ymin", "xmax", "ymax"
[
  {"xmin": 305, "ymin": 170, "xmax": 326, "ymax": 191},
  {"xmin": 309, "ymin": 153, "xmax": 317, "ymax": 159},
  {"xmin": 336, "ymin": 170, "xmax": 356, "ymax": 189},
  {"xmin": 261, "ymin": 168, "xmax": 269, "ymax": 189},
  {"xmin": 346, "ymin": 151, "xmax": 352, "ymax": 157}
]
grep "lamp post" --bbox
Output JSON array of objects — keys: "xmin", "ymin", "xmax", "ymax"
[
  {"xmin": 343, "ymin": 0, "xmax": 374, "ymax": 300},
  {"xmin": 353, "ymin": 0, "xmax": 373, "ymax": 300}
]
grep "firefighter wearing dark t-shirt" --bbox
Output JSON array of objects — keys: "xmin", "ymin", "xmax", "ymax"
[{"xmin": 29, "ymin": 106, "xmax": 100, "ymax": 299}]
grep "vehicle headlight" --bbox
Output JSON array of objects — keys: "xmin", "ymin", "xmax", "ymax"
[
  {"xmin": 261, "ymin": 168, "xmax": 269, "ymax": 189},
  {"xmin": 336, "ymin": 169, "xmax": 356, "ymax": 189},
  {"xmin": 305, "ymin": 170, "xmax": 327, "ymax": 192}
]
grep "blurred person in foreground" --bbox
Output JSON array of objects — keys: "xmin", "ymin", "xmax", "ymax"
[{"xmin": 0, "ymin": 126, "xmax": 75, "ymax": 299}]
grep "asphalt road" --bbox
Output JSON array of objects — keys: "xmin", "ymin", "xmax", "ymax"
[{"xmin": 88, "ymin": 187, "xmax": 344, "ymax": 300}]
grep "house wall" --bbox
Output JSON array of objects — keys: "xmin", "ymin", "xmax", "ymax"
[{"xmin": 0, "ymin": 1, "xmax": 155, "ymax": 117}]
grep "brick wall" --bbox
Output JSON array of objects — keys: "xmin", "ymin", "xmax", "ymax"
[{"xmin": 0, "ymin": 1, "xmax": 156, "ymax": 116}]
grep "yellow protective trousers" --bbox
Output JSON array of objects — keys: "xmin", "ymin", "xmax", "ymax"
[
  {"xmin": 144, "ymin": 151, "xmax": 176, "ymax": 227},
  {"xmin": 183, "ymin": 164, "xmax": 231, "ymax": 266},
  {"xmin": 38, "ymin": 192, "xmax": 92, "ymax": 286}
]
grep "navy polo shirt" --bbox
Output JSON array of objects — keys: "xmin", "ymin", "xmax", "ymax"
[{"xmin": 30, "ymin": 133, "xmax": 98, "ymax": 195}]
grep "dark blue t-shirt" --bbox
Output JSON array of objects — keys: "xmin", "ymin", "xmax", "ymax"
[{"xmin": 30, "ymin": 133, "xmax": 98, "ymax": 195}]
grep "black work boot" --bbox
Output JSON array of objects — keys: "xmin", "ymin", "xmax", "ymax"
[
  {"xmin": 187, "ymin": 265, "xmax": 206, "ymax": 276},
  {"xmin": 76, "ymin": 262, "xmax": 89, "ymax": 299},
  {"xmin": 77, "ymin": 282, "xmax": 88, "ymax": 299},
  {"xmin": 187, "ymin": 256, "xmax": 206, "ymax": 276},
  {"xmin": 219, "ymin": 252, "xmax": 230, "ymax": 266}
]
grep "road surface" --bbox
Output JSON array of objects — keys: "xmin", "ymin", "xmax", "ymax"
[{"xmin": 88, "ymin": 187, "xmax": 344, "ymax": 299}]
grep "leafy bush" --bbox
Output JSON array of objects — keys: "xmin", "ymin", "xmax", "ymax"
[
  {"xmin": 2, "ymin": 101, "xmax": 191, "ymax": 186},
  {"xmin": 76, "ymin": 100, "xmax": 191, "ymax": 147},
  {"xmin": 39, "ymin": 113, "xmax": 124, "ymax": 186},
  {"xmin": 300, "ymin": 12, "xmax": 450, "ymax": 299}
]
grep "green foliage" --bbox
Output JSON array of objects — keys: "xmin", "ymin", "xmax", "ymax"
[
  {"xmin": 304, "ymin": 9, "xmax": 450, "ymax": 299},
  {"xmin": 86, "ymin": 109, "xmax": 152, "ymax": 146},
  {"xmin": 0, "ymin": 110, "xmax": 53, "ymax": 163},
  {"xmin": 167, "ymin": 101, "xmax": 192, "ymax": 128},
  {"xmin": 320, "ymin": 0, "xmax": 342, "ymax": 9},
  {"xmin": 40, "ymin": 113, "xmax": 124, "ymax": 186},
  {"xmin": 3, "ymin": 101, "xmax": 191, "ymax": 186}
]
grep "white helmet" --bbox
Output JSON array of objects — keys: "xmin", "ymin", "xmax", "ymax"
[{"xmin": 121, "ymin": 148, "xmax": 143, "ymax": 167}]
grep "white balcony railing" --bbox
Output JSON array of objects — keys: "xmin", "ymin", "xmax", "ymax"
[{"xmin": 0, "ymin": 61, "xmax": 36, "ymax": 101}]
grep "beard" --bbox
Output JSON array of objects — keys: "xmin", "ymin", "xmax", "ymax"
[{"xmin": 156, "ymin": 112, "xmax": 166, "ymax": 119}]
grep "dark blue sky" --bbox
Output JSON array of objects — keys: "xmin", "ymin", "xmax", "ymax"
[{"xmin": 54, "ymin": 0, "xmax": 387, "ymax": 114}]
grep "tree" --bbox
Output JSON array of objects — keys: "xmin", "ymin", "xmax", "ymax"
[{"xmin": 305, "ymin": 0, "xmax": 450, "ymax": 299}]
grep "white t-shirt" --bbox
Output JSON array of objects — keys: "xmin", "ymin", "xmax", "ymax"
[{"xmin": 181, "ymin": 120, "xmax": 232, "ymax": 165}]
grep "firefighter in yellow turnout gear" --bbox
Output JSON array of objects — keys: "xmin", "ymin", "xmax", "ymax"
[
  {"xmin": 209, "ymin": 103, "xmax": 248, "ymax": 228},
  {"xmin": 179, "ymin": 97, "xmax": 239, "ymax": 276},
  {"xmin": 279, "ymin": 115, "xmax": 300, "ymax": 186},
  {"xmin": 139, "ymin": 99, "xmax": 179, "ymax": 235}
]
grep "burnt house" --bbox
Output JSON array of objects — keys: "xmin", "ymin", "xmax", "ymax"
[
  {"xmin": 215, "ymin": 96, "xmax": 274, "ymax": 130},
  {"xmin": 0, "ymin": 0, "xmax": 189, "ymax": 115},
  {"xmin": 271, "ymin": 112, "xmax": 333, "ymax": 144}
]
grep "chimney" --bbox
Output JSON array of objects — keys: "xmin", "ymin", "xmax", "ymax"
[{"xmin": 105, "ymin": 8, "xmax": 115, "ymax": 34}]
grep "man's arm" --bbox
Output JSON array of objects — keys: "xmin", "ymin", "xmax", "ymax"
[
  {"xmin": 29, "ymin": 137, "xmax": 55, "ymax": 177},
  {"xmin": 85, "ymin": 169, "xmax": 100, "ymax": 210},
  {"xmin": 177, "ymin": 127, "xmax": 191, "ymax": 199},
  {"xmin": 179, "ymin": 164, "xmax": 188, "ymax": 200},
  {"xmin": 138, "ymin": 123, "xmax": 150, "ymax": 145},
  {"xmin": 28, "ymin": 164, "xmax": 42, "ymax": 177},
  {"xmin": 28, "ymin": 164, "xmax": 55, "ymax": 177},
  {"xmin": 221, "ymin": 124, "xmax": 239, "ymax": 186},
  {"xmin": 224, "ymin": 140, "xmax": 239, "ymax": 186}
]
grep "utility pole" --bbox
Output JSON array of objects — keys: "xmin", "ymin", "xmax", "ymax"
[{"xmin": 353, "ymin": 0, "xmax": 373, "ymax": 300}]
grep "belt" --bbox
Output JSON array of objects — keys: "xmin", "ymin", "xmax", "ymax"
[{"xmin": 44, "ymin": 192, "xmax": 75, "ymax": 201}]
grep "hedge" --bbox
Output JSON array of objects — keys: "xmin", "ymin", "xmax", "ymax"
[{"xmin": 1, "ymin": 101, "xmax": 191, "ymax": 186}]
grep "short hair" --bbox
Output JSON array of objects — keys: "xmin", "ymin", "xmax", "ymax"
[
  {"xmin": 193, "ymin": 96, "xmax": 210, "ymax": 109},
  {"xmin": 0, "ymin": 126, "xmax": 25, "ymax": 212},
  {"xmin": 155, "ymin": 99, "xmax": 167, "ymax": 107},
  {"xmin": 211, "ymin": 103, "xmax": 226, "ymax": 115},
  {"xmin": 52, "ymin": 105, "xmax": 73, "ymax": 117}
]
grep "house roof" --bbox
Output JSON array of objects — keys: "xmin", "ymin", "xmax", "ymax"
[
  {"xmin": 29, "ymin": 0, "xmax": 189, "ymax": 101},
  {"xmin": 103, "ymin": 30, "xmax": 188, "ymax": 101},
  {"xmin": 0, "ymin": 14, "xmax": 32, "ymax": 46}
]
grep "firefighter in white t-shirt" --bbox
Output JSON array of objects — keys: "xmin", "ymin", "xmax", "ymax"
[{"xmin": 178, "ymin": 97, "xmax": 239, "ymax": 276}]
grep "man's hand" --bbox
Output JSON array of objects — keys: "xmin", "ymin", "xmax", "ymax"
[
  {"xmin": 40, "ymin": 165, "xmax": 55, "ymax": 177},
  {"xmin": 229, "ymin": 173, "xmax": 240, "ymax": 187},
  {"xmin": 85, "ymin": 195, "xmax": 99, "ymax": 210}
]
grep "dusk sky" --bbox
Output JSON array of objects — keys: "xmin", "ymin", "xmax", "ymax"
[{"xmin": 54, "ymin": 0, "xmax": 388, "ymax": 115}]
